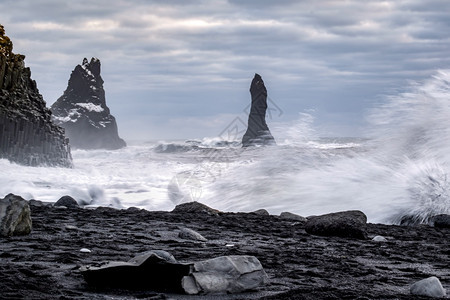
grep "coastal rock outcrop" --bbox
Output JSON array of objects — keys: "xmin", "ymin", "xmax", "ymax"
[
  {"xmin": 0, "ymin": 25, "xmax": 72, "ymax": 167},
  {"xmin": 242, "ymin": 74, "xmax": 275, "ymax": 147},
  {"xmin": 182, "ymin": 255, "xmax": 268, "ymax": 295},
  {"xmin": 51, "ymin": 58, "xmax": 126, "ymax": 150},
  {"xmin": 0, "ymin": 193, "xmax": 32, "ymax": 236}
]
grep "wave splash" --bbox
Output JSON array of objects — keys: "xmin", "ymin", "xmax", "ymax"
[{"xmin": 202, "ymin": 70, "xmax": 450, "ymax": 224}]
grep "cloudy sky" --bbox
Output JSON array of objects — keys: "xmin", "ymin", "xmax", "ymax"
[{"xmin": 2, "ymin": 0, "xmax": 450, "ymax": 141}]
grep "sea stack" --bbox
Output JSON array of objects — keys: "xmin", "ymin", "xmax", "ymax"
[
  {"xmin": 51, "ymin": 58, "xmax": 126, "ymax": 150},
  {"xmin": 0, "ymin": 25, "xmax": 72, "ymax": 167},
  {"xmin": 242, "ymin": 73, "xmax": 275, "ymax": 147}
]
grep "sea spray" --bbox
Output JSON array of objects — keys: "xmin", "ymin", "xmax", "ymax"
[
  {"xmin": 367, "ymin": 70, "xmax": 450, "ymax": 223},
  {"xmin": 203, "ymin": 71, "xmax": 450, "ymax": 223}
]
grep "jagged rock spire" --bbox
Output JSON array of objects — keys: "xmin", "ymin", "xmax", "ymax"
[
  {"xmin": 51, "ymin": 58, "xmax": 126, "ymax": 150},
  {"xmin": 242, "ymin": 73, "xmax": 275, "ymax": 147}
]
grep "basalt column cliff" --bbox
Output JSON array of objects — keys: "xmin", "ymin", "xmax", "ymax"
[
  {"xmin": 242, "ymin": 74, "xmax": 275, "ymax": 147},
  {"xmin": 51, "ymin": 58, "xmax": 126, "ymax": 150},
  {"xmin": 0, "ymin": 25, "xmax": 72, "ymax": 167}
]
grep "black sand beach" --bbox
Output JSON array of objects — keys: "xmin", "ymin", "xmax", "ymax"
[{"xmin": 0, "ymin": 202, "xmax": 448, "ymax": 299}]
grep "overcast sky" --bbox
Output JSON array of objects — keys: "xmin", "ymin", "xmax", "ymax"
[{"xmin": 2, "ymin": 0, "xmax": 450, "ymax": 141}]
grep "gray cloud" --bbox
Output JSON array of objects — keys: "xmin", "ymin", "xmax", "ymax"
[{"xmin": 1, "ymin": 0, "xmax": 449, "ymax": 139}]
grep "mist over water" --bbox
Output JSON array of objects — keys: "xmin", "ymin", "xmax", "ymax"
[{"xmin": 1, "ymin": 71, "xmax": 450, "ymax": 224}]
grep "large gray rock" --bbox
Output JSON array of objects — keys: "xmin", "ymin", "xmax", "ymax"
[
  {"xmin": 0, "ymin": 193, "xmax": 32, "ymax": 236},
  {"xmin": 172, "ymin": 201, "xmax": 219, "ymax": 215},
  {"xmin": 410, "ymin": 276, "xmax": 446, "ymax": 298},
  {"xmin": 80, "ymin": 251, "xmax": 268, "ymax": 295},
  {"xmin": 431, "ymin": 214, "xmax": 450, "ymax": 228},
  {"xmin": 182, "ymin": 255, "xmax": 268, "ymax": 295},
  {"xmin": 80, "ymin": 250, "xmax": 190, "ymax": 292},
  {"xmin": 251, "ymin": 209, "xmax": 270, "ymax": 216},
  {"xmin": 305, "ymin": 210, "xmax": 368, "ymax": 239},
  {"xmin": 242, "ymin": 74, "xmax": 276, "ymax": 147},
  {"xmin": 178, "ymin": 227, "xmax": 207, "ymax": 242},
  {"xmin": 54, "ymin": 195, "xmax": 79, "ymax": 208},
  {"xmin": 51, "ymin": 58, "xmax": 126, "ymax": 150},
  {"xmin": 280, "ymin": 212, "xmax": 307, "ymax": 222},
  {"xmin": 0, "ymin": 25, "xmax": 72, "ymax": 167}
]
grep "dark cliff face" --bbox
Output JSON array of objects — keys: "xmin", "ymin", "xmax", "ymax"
[
  {"xmin": 242, "ymin": 74, "xmax": 275, "ymax": 147},
  {"xmin": 51, "ymin": 58, "xmax": 126, "ymax": 150},
  {"xmin": 0, "ymin": 25, "xmax": 72, "ymax": 167}
]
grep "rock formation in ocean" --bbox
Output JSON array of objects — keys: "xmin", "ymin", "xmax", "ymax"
[
  {"xmin": 0, "ymin": 25, "xmax": 72, "ymax": 167},
  {"xmin": 51, "ymin": 58, "xmax": 126, "ymax": 150},
  {"xmin": 242, "ymin": 73, "xmax": 276, "ymax": 147}
]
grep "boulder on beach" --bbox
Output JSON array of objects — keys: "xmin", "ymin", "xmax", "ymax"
[
  {"xmin": 0, "ymin": 193, "xmax": 32, "ymax": 236},
  {"xmin": 251, "ymin": 209, "xmax": 270, "ymax": 216},
  {"xmin": 410, "ymin": 276, "xmax": 446, "ymax": 298},
  {"xmin": 80, "ymin": 250, "xmax": 190, "ymax": 292},
  {"xmin": 242, "ymin": 73, "xmax": 276, "ymax": 147},
  {"xmin": 51, "ymin": 58, "xmax": 126, "ymax": 150},
  {"xmin": 178, "ymin": 227, "xmax": 207, "ymax": 242},
  {"xmin": 172, "ymin": 201, "xmax": 220, "ymax": 215},
  {"xmin": 280, "ymin": 212, "xmax": 307, "ymax": 222},
  {"xmin": 305, "ymin": 210, "xmax": 368, "ymax": 239},
  {"xmin": 431, "ymin": 214, "xmax": 450, "ymax": 228},
  {"xmin": 182, "ymin": 255, "xmax": 268, "ymax": 295},
  {"xmin": 54, "ymin": 195, "xmax": 79, "ymax": 208},
  {"xmin": 80, "ymin": 250, "xmax": 268, "ymax": 295}
]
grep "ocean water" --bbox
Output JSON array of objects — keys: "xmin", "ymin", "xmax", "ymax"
[{"xmin": 2, "ymin": 71, "xmax": 450, "ymax": 224}]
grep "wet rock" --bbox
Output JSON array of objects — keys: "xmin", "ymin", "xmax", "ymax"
[
  {"xmin": 372, "ymin": 235, "xmax": 387, "ymax": 242},
  {"xmin": 410, "ymin": 276, "xmax": 446, "ymax": 298},
  {"xmin": 251, "ymin": 209, "xmax": 270, "ymax": 216},
  {"xmin": 126, "ymin": 207, "xmax": 141, "ymax": 213},
  {"xmin": 0, "ymin": 25, "xmax": 72, "ymax": 167},
  {"xmin": 54, "ymin": 195, "xmax": 79, "ymax": 208},
  {"xmin": 172, "ymin": 201, "xmax": 219, "ymax": 215},
  {"xmin": 242, "ymin": 73, "xmax": 276, "ymax": 147},
  {"xmin": 81, "ymin": 249, "xmax": 268, "ymax": 296},
  {"xmin": 182, "ymin": 255, "xmax": 268, "ymax": 295},
  {"xmin": 305, "ymin": 210, "xmax": 368, "ymax": 239},
  {"xmin": 0, "ymin": 193, "xmax": 32, "ymax": 236},
  {"xmin": 28, "ymin": 199, "xmax": 45, "ymax": 207},
  {"xmin": 280, "ymin": 212, "xmax": 307, "ymax": 222},
  {"xmin": 51, "ymin": 58, "xmax": 126, "ymax": 150},
  {"xmin": 431, "ymin": 214, "xmax": 450, "ymax": 228},
  {"xmin": 179, "ymin": 227, "xmax": 207, "ymax": 242},
  {"xmin": 80, "ymin": 250, "xmax": 191, "ymax": 292}
]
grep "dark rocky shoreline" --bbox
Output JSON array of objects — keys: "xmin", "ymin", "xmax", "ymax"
[{"xmin": 0, "ymin": 201, "xmax": 448, "ymax": 299}]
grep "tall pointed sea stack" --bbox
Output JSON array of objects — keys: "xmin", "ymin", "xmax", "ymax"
[
  {"xmin": 0, "ymin": 25, "xmax": 72, "ymax": 167},
  {"xmin": 51, "ymin": 58, "xmax": 126, "ymax": 150},
  {"xmin": 242, "ymin": 73, "xmax": 275, "ymax": 147}
]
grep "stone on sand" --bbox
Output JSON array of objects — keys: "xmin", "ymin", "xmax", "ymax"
[{"xmin": 0, "ymin": 193, "xmax": 32, "ymax": 237}]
